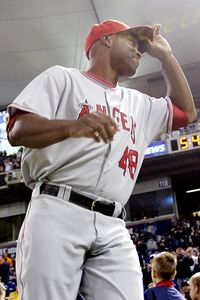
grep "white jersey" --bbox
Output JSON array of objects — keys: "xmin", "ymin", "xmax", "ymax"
[{"xmin": 8, "ymin": 66, "xmax": 173, "ymax": 205}]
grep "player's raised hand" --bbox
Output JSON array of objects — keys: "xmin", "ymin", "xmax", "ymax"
[
  {"xmin": 67, "ymin": 112, "xmax": 119, "ymax": 143},
  {"xmin": 146, "ymin": 24, "xmax": 172, "ymax": 61}
]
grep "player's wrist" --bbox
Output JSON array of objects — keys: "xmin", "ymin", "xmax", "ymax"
[
  {"xmin": 157, "ymin": 51, "xmax": 174, "ymax": 63},
  {"xmin": 64, "ymin": 120, "xmax": 75, "ymax": 138}
]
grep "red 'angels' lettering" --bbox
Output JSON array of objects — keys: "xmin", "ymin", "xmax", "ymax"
[
  {"xmin": 119, "ymin": 146, "xmax": 138, "ymax": 179},
  {"xmin": 96, "ymin": 104, "xmax": 107, "ymax": 114},
  {"xmin": 77, "ymin": 102, "xmax": 136, "ymax": 144},
  {"xmin": 97, "ymin": 105, "xmax": 136, "ymax": 145}
]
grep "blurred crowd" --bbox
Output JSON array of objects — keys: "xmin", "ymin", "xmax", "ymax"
[
  {"xmin": 0, "ymin": 250, "xmax": 18, "ymax": 299},
  {"xmin": 0, "ymin": 148, "xmax": 23, "ymax": 186},
  {"xmin": 0, "ymin": 147, "xmax": 200, "ymax": 299},
  {"xmin": 0, "ymin": 216, "xmax": 199, "ymax": 299},
  {"xmin": 129, "ymin": 215, "xmax": 200, "ymax": 299}
]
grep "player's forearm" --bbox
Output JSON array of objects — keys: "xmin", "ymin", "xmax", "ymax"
[
  {"xmin": 161, "ymin": 54, "xmax": 197, "ymax": 123},
  {"xmin": 8, "ymin": 113, "xmax": 71, "ymax": 148},
  {"xmin": 8, "ymin": 111, "xmax": 118, "ymax": 148}
]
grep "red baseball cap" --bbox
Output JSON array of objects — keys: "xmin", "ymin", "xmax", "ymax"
[{"xmin": 85, "ymin": 19, "xmax": 153, "ymax": 58}]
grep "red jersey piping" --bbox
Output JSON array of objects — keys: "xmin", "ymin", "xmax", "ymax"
[{"xmin": 82, "ymin": 71, "xmax": 117, "ymax": 89}]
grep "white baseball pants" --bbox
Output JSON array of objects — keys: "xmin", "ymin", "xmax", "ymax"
[{"xmin": 16, "ymin": 185, "xmax": 144, "ymax": 300}]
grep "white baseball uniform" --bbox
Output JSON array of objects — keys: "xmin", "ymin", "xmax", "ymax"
[{"xmin": 8, "ymin": 66, "xmax": 173, "ymax": 300}]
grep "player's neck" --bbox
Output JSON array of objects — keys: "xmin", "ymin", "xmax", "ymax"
[{"xmin": 87, "ymin": 63, "xmax": 118, "ymax": 86}]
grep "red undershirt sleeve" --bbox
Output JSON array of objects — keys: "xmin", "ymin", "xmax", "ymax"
[
  {"xmin": 6, "ymin": 110, "xmax": 27, "ymax": 133},
  {"xmin": 172, "ymin": 103, "xmax": 188, "ymax": 130}
]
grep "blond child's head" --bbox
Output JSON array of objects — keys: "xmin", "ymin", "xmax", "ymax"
[
  {"xmin": 151, "ymin": 252, "xmax": 177, "ymax": 283},
  {"xmin": 188, "ymin": 272, "xmax": 200, "ymax": 300}
]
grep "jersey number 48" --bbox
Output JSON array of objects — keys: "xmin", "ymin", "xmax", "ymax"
[{"xmin": 119, "ymin": 146, "xmax": 138, "ymax": 180}]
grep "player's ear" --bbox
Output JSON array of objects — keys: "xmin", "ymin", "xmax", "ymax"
[{"xmin": 100, "ymin": 34, "xmax": 112, "ymax": 47}]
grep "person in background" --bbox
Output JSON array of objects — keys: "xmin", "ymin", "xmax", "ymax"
[
  {"xmin": 180, "ymin": 281, "xmax": 192, "ymax": 300},
  {"xmin": 0, "ymin": 282, "xmax": 6, "ymax": 300},
  {"xmin": 2, "ymin": 252, "xmax": 12, "ymax": 267},
  {"xmin": 176, "ymin": 247, "xmax": 194, "ymax": 289},
  {"xmin": 7, "ymin": 287, "xmax": 18, "ymax": 300},
  {"xmin": 144, "ymin": 251, "xmax": 186, "ymax": 300},
  {"xmin": 0, "ymin": 258, "xmax": 10, "ymax": 287},
  {"xmin": 193, "ymin": 249, "xmax": 200, "ymax": 273},
  {"xmin": 143, "ymin": 254, "xmax": 157, "ymax": 290},
  {"xmin": 0, "ymin": 162, "xmax": 6, "ymax": 186},
  {"xmin": 188, "ymin": 272, "xmax": 200, "ymax": 300}
]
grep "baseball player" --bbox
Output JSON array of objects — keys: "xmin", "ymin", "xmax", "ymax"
[{"xmin": 7, "ymin": 19, "xmax": 196, "ymax": 300}]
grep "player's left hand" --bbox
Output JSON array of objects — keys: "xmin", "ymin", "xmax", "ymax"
[{"xmin": 146, "ymin": 24, "xmax": 172, "ymax": 61}]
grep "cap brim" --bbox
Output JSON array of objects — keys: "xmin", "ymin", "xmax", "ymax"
[{"xmin": 126, "ymin": 25, "xmax": 153, "ymax": 53}]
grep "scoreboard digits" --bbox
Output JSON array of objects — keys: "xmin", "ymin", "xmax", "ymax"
[{"xmin": 169, "ymin": 133, "xmax": 200, "ymax": 153}]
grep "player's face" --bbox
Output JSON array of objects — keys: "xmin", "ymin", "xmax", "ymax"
[{"xmin": 109, "ymin": 32, "xmax": 142, "ymax": 77}]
